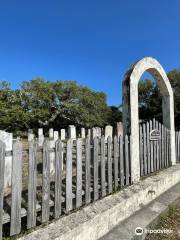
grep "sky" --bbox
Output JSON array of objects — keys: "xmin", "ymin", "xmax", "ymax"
[{"xmin": 0, "ymin": 0, "xmax": 180, "ymax": 106}]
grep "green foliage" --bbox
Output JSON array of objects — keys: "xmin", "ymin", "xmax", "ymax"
[
  {"xmin": 1, "ymin": 68, "xmax": 179, "ymax": 134},
  {"xmin": 0, "ymin": 78, "xmax": 112, "ymax": 134},
  {"xmin": 168, "ymin": 70, "xmax": 180, "ymax": 130},
  {"xmin": 138, "ymin": 79, "xmax": 162, "ymax": 122},
  {"xmin": 107, "ymin": 106, "xmax": 122, "ymax": 128},
  {"xmin": 138, "ymin": 69, "xmax": 180, "ymax": 130}
]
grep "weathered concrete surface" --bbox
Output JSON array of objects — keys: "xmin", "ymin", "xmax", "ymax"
[
  {"xmin": 122, "ymin": 57, "xmax": 176, "ymax": 183},
  {"xmin": 18, "ymin": 164, "xmax": 180, "ymax": 240},
  {"xmin": 101, "ymin": 182, "xmax": 180, "ymax": 240}
]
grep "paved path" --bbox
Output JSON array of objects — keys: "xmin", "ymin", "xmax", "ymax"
[{"xmin": 100, "ymin": 182, "xmax": 180, "ymax": 240}]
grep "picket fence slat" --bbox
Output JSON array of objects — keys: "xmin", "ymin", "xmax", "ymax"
[
  {"xmin": 166, "ymin": 128, "xmax": 169, "ymax": 166},
  {"xmin": 27, "ymin": 141, "xmax": 37, "ymax": 229},
  {"xmin": 175, "ymin": 132, "xmax": 178, "ymax": 162},
  {"xmin": 164, "ymin": 127, "xmax": 167, "ymax": 167},
  {"xmin": 100, "ymin": 136, "xmax": 106, "ymax": 197},
  {"xmin": 76, "ymin": 139, "xmax": 82, "ymax": 208},
  {"xmin": 159, "ymin": 122, "xmax": 162, "ymax": 169},
  {"xmin": 176, "ymin": 132, "xmax": 180, "ymax": 162},
  {"xmin": 146, "ymin": 122, "xmax": 150, "ymax": 174},
  {"xmin": 143, "ymin": 124, "xmax": 147, "ymax": 175},
  {"xmin": 149, "ymin": 120, "xmax": 154, "ymax": 173},
  {"xmin": 125, "ymin": 135, "xmax": 129, "ymax": 185},
  {"xmin": 10, "ymin": 140, "xmax": 23, "ymax": 236},
  {"xmin": 119, "ymin": 136, "xmax": 124, "ymax": 187},
  {"xmin": 0, "ymin": 141, "xmax": 5, "ymax": 240},
  {"xmin": 161, "ymin": 124, "xmax": 165, "ymax": 168},
  {"xmin": 85, "ymin": 138, "xmax": 91, "ymax": 204},
  {"xmin": 139, "ymin": 125, "xmax": 143, "ymax": 176},
  {"xmin": 55, "ymin": 140, "xmax": 63, "ymax": 218},
  {"xmin": 178, "ymin": 132, "xmax": 179, "ymax": 161},
  {"xmin": 42, "ymin": 140, "xmax": 50, "ymax": 223},
  {"xmin": 107, "ymin": 137, "xmax": 112, "ymax": 194},
  {"xmin": 155, "ymin": 120, "xmax": 159, "ymax": 171},
  {"xmin": 66, "ymin": 139, "xmax": 73, "ymax": 212},
  {"xmin": 93, "ymin": 137, "xmax": 99, "ymax": 200},
  {"xmin": 114, "ymin": 136, "xmax": 119, "ymax": 189},
  {"xmin": 153, "ymin": 119, "xmax": 157, "ymax": 172}
]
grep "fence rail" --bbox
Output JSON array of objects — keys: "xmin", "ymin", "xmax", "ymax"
[{"xmin": 0, "ymin": 135, "xmax": 131, "ymax": 239}]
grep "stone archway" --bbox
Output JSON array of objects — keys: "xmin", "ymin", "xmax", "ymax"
[{"xmin": 122, "ymin": 57, "xmax": 176, "ymax": 183}]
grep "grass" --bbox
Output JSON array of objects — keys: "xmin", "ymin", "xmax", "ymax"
[{"xmin": 145, "ymin": 198, "xmax": 180, "ymax": 240}]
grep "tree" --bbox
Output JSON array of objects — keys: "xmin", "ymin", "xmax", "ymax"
[
  {"xmin": 0, "ymin": 81, "xmax": 30, "ymax": 132},
  {"xmin": 107, "ymin": 105, "xmax": 122, "ymax": 127},
  {"xmin": 0, "ymin": 78, "xmax": 111, "ymax": 134},
  {"xmin": 138, "ymin": 69, "xmax": 180, "ymax": 130},
  {"xmin": 138, "ymin": 79, "xmax": 162, "ymax": 122},
  {"xmin": 168, "ymin": 70, "xmax": 180, "ymax": 130}
]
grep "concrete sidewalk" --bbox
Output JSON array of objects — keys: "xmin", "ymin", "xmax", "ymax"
[{"xmin": 100, "ymin": 182, "xmax": 180, "ymax": 240}]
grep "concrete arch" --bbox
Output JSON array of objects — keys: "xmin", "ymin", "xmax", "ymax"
[{"xmin": 122, "ymin": 57, "xmax": 176, "ymax": 183}]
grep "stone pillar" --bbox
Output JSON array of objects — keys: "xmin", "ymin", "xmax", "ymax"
[
  {"xmin": 60, "ymin": 129, "xmax": 66, "ymax": 140},
  {"xmin": 105, "ymin": 125, "xmax": 113, "ymax": 140},
  {"xmin": 117, "ymin": 122, "xmax": 123, "ymax": 137},
  {"xmin": 81, "ymin": 128, "xmax": 86, "ymax": 138},
  {"xmin": 0, "ymin": 130, "xmax": 13, "ymax": 188},
  {"xmin": 68, "ymin": 125, "xmax": 76, "ymax": 139}
]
